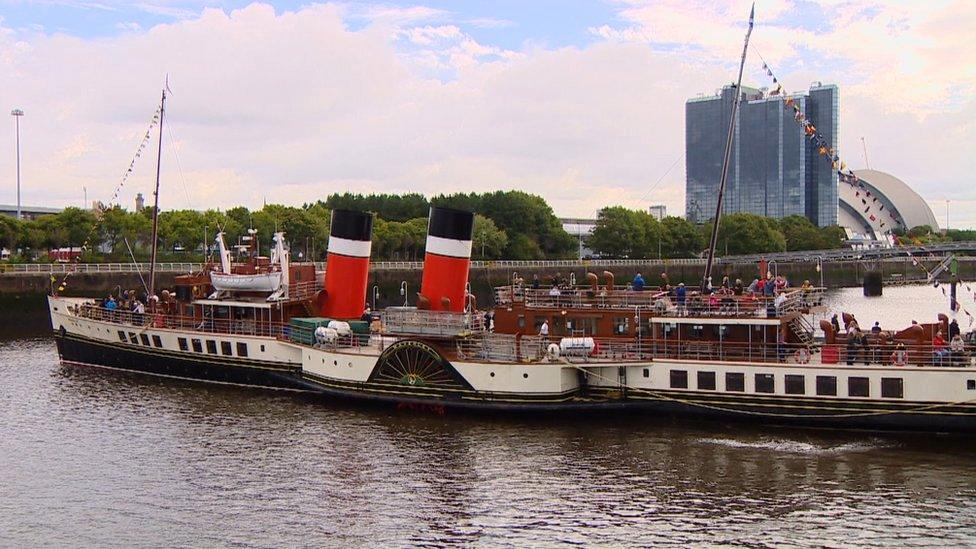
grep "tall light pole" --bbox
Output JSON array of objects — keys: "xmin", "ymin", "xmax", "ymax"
[{"xmin": 11, "ymin": 109, "xmax": 24, "ymax": 220}]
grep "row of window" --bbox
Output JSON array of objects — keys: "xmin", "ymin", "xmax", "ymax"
[
  {"xmin": 119, "ymin": 330, "xmax": 163, "ymax": 349},
  {"xmin": 664, "ymin": 369, "xmax": 905, "ymax": 399},
  {"xmin": 116, "ymin": 329, "xmax": 255, "ymax": 358}
]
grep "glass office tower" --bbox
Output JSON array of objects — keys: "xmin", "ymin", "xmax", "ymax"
[{"xmin": 685, "ymin": 83, "xmax": 838, "ymax": 227}]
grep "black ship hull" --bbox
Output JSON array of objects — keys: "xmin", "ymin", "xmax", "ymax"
[
  {"xmin": 55, "ymin": 331, "xmax": 322, "ymax": 392},
  {"xmin": 54, "ymin": 332, "xmax": 976, "ymax": 433}
]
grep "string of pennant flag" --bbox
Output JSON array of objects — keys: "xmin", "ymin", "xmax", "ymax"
[
  {"xmin": 54, "ymin": 106, "xmax": 163, "ymax": 295},
  {"xmin": 757, "ymin": 55, "xmax": 905, "ymax": 232},
  {"xmin": 905, "ymin": 251, "xmax": 975, "ymax": 326}
]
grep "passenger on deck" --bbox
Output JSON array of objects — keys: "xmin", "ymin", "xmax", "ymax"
[
  {"xmin": 676, "ymin": 283, "xmax": 687, "ymax": 315},
  {"xmin": 105, "ymin": 296, "xmax": 117, "ymax": 311},
  {"xmin": 721, "ymin": 276, "xmax": 730, "ymax": 289},
  {"xmin": 733, "ymin": 278, "xmax": 744, "ymax": 296},
  {"xmin": 633, "ymin": 272, "xmax": 645, "ymax": 292},
  {"xmin": 859, "ymin": 330, "xmax": 871, "ymax": 365},
  {"xmin": 933, "ymin": 330, "xmax": 950, "ymax": 365},
  {"xmin": 531, "ymin": 275, "xmax": 540, "ymax": 290},
  {"xmin": 949, "ymin": 319, "xmax": 961, "ymax": 341},
  {"xmin": 800, "ymin": 279, "xmax": 813, "ymax": 290},
  {"xmin": 747, "ymin": 278, "xmax": 759, "ymax": 294},
  {"xmin": 361, "ymin": 307, "xmax": 372, "ymax": 323},
  {"xmin": 763, "ymin": 276, "xmax": 775, "ymax": 297},
  {"xmin": 539, "ymin": 319, "xmax": 550, "ymax": 344},
  {"xmin": 871, "ymin": 321, "xmax": 882, "ymax": 334},
  {"xmin": 774, "ymin": 275, "xmax": 787, "ymax": 292},
  {"xmin": 951, "ymin": 334, "xmax": 966, "ymax": 366},
  {"xmin": 831, "ymin": 313, "xmax": 841, "ymax": 334},
  {"xmin": 846, "ymin": 330, "xmax": 859, "ymax": 365},
  {"xmin": 773, "ymin": 291, "xmax": 787, "ymax": 315},
  {"xmin": 660, "ymin": 272, "xmax": 671, "ymax": 292},
  {"xmin": 548, "ymin": 285, "xmax": 561, "ymax": 298}
]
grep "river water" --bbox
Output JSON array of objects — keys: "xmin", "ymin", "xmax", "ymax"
[{"xmin": 1, "ymin": 287, "xmax": 975, "ymax": 547}]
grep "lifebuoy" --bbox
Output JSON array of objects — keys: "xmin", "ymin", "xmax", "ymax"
[
  {"xmin": 891, "ymin": 351, "xmax": 908, "ymax": 367},
  {"xmin": 794, "ymin": 348, "xmax": 811, "ymax": 364}
]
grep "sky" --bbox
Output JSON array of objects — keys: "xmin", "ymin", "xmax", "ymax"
[{"xmin": 1, "ymin": 0, "xmax": 974, "ymax": 228}]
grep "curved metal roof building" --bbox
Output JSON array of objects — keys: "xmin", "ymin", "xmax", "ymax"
[{"xmin": 838, "ymin": 169, "xmax": 939, "ymax": 238}]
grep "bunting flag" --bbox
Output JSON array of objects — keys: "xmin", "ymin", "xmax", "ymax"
[
  {"xmin": 757, "ymin": 56, "xmax": 905, "ymax": 232},
  {"xmin": 54, "ymin": 104, "xmax": 163, "ymax": 296}
]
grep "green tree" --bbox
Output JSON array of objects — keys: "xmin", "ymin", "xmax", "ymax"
[
  {"xmin": 660, "ymin": 216, "xmax": 704, "ymax": 258},
  {"xmin": 778, "ymin": 215, "xmax": 823, "ymax": 251},
  {"xmin": 705, "ymin": 212, "xmax": 786, "ymax": 255},
  {"xmin": 472, "ymin": 214, "xmax": 508, "ymax": 259},
  {"xmin": 587, "ymin": 206, "xmax": 662, "ymax": 259},
  {"xmin": 0, "ymin": 215, "xmax": 24, "ymax": 251}
]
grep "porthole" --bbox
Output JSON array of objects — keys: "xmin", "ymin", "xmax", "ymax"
[
  {"xmin": 490, "ymin": 372, "xmax": 495, "ymax": 377},
  {"xmin": 523, "ymin": 373, "xmax": 528, "ymax": 379},
  {"xmin": 334, "ymin": 360, "xmax": 338, "ymax": 366}
]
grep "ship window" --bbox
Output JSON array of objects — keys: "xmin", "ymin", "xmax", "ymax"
[
  {"xmin": 726, "ymin": 372, "xmax": 745, "ymax": 392},
  {"xmin": 191, "ymin": 339, "xmax": 203, "ymax": 353},
  {"xmin": 670, "ymin": 370, "xmax": 688, "ymax": 389},
  {"xmin": 152, "ymin": 335, "xmax": 163, "ymax": 348},
  {"xmin": 690, "ymin": 325, "xmax": 704, "ymax": 338},
  {"xmin": 206, "ymin": 340, "xmax": 217, "ymax": 354},
  {"xmin": 816, "ymin": 376, "xmax": 837, "ymax": 396},
  {"xmin": 517, "ymin": 316, "xmax": 525, "ymax": 329},
  {"xmin": 755, "ymin": 373, "xmax": 775, "ymax": 393},
  {"xmin": 128, "ymin": 332, "xmax": 138, "ymax": 345},
  {"xmin": 848, "ymin": 376, "xmax": 870, "ymax": 397},
  {"xmin": 881, "ymin": 378, "xmax": 903, "ymax": 399},
  {"xmin": 785, "ymin": 375, "xmax": 805, "ymax": 395},
  {"xmin": 613, "ymin": 317, "xmax": 630, "ymax": 335},
  {"xmin": 643, "ymin": 368, "xmax": 649, "ymax": 378},
  {"xmin": 178, "ymin": 337, "xmax": 189, "ymax": 351},
  {"xmin": 118, "ymin": 330, "xmax": 127, "ymax": 342},
  {"xmin": 221, "ymin": 341, "xmax": 233, "ymax": 356},
  {"xmin": 969, "ymin": 380, "xmax": 976, "ymax": 391},
  {"xmin": 260, "ymin": 345, "xmax": 266, "ymax": 352},
  {"xmin": 698, "ymin": 371, "xmax": 716, "ymax": 390},
  {"xmin": 139, "ymin": 333, "xmax": 150, "ymax": 346},
  {"xmin": 237, "ymin": 342, "xmax": 248, "ymax": 357}
]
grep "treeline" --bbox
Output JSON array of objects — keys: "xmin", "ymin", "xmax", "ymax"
[
  {"xmin": 587, "ymin": 208, "xmax": 847, "ymax": 258},
  {"xmin": 3, "ymin": 191, "xmax": 946, "ymax": 263}
]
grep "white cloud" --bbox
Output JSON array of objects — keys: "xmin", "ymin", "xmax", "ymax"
[{"xmin": 0, "ymin": 1, "xmax": 973, "ymax": 229}]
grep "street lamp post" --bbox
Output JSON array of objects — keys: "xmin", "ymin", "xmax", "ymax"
[{"xmin": 11, "ymin": 109, "xmax": 24, "ymax": 220}]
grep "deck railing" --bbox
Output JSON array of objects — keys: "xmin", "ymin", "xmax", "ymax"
[
  {"xmin": 382, "ymin": 307, "xmax": 486, "ymax": 337},
  {"xmin": 494, "ymin": 285, "xmax": 825, "ymax": 317},
  {"xmin": 454, "ymin": 333, "xmax": 974, "ymax": 368},
  {"xmin": 71, "ymin": 302, "xmax": 973, "ymax": 368}
]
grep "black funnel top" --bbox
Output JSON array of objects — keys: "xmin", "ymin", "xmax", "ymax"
[
  {"xmin": 330, "ymin": 210, "xmax": 373, "ymax": 241},
  {"xmin": 427, "ymin": 206, "xmax": 474, "ymax": 240}
]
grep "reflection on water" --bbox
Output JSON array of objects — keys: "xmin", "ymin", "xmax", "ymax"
[
  {"xmin": 1, "ymin": 336, "xmax": 975, "ymax": 546},
  {"xmin": 1, "ymin": 287, "xmax": 975, "ymax": 545}
]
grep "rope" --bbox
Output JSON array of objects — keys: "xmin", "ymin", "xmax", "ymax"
[
  {"xmin": 55, "ymin": 105, "xmax": 162, "ymax": 295},
  {"xmin": 570, "ymin": 363, "xmax": 976, "ymax": 419}
]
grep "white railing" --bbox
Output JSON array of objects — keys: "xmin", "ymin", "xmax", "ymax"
[
  {"xmin": 3, "ymin": 253, "xmax": 974, "ymax": 274},
  {"xmin": 381, "ymin": 307, "xmax": 485, "ymax": 337}
]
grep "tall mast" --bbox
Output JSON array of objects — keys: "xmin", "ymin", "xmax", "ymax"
[
  {"xmin": 701, "ymin": 4, "xmax": 754, "ymax": 291},
  {"xmin": 148, "ymin": 84, "xmax": 167, "ymax": 297}
]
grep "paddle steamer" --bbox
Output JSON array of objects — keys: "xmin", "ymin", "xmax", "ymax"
[
  {"xmin": 47, "ymin": 7, "xmax": 976, "ymax": 433},
  {"xmin": 49, "ymin": 203, "xmax": 976, "ymax": 432}
]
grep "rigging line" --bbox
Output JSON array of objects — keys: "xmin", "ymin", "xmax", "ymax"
[
  {"xmin": 166, "ymin": 122, "xmax": 194, "ymax": 210},
  {"xmin": 123, "ymin": 237, "xmax": 150, "ymax": 296},
  {"xmin": 638, "ymin": 151, "xmax": 684, "ymax": 205}
]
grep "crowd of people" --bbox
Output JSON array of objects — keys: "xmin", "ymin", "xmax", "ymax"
[{"xmin": 836, "ymin": 314, "xmax": 971, "ymax": 367}]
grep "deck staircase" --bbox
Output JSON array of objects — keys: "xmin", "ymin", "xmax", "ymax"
[{"xmin": 787, "ymin": 315, "xmax": 816, "ymax": 349}]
